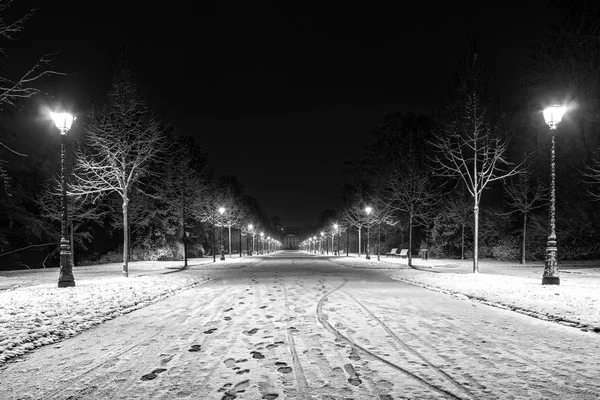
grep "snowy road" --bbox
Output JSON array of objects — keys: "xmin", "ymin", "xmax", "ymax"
[{"xmin": 2, "ymin": 251, "xmax": 600, "ymax": 399}]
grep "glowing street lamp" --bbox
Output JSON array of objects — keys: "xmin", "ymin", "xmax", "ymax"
[
  {"xmin": 542, "ymin": 105, "xmax": 566, "ymax": 285},
  {"xmin": 365, "ymin": 206, "xmax": 372, "ymax": 260},
  {"xmin": 51, "ymin": 112, "xmax": 76, "ymax": 287},
  {"xmin": 247, "ymin": 224, "xmax": 254, "ymax": 256},
  {"xmin": 219, "ymin": 207, "xmax": 226, "ymax": 261}
]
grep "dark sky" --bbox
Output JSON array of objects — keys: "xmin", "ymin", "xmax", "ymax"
[{"xmin": 9, "ymin": 1, "xmax": 561, "ymax": 228}]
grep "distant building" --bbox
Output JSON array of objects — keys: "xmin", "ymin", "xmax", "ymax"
[{"xmin": 283, "ymin": 234, "xmax": 300, "ymax": 250}]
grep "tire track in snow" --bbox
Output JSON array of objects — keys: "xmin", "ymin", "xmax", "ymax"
[
  {"xmin": 340, "ymin": 289, "xmax": 481, "ymax": 400},
  {"xmin": 315, "ymin": 277, "xmax": 469, "ymax": 400},
  {"xmin": 41, "ymin": 284, "xmax": 234, "ymax": 400},
  {"xmin": 281, "ymin": 273, "xmax": 310, "ymax": 398}
]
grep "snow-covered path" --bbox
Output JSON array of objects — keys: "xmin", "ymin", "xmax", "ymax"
[{"xmin": 1, "ymin": 252, "xmax": 599, "ymax": 399}]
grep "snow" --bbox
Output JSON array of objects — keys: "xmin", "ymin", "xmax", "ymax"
[
  {"xmin": 329, "ymin": 254, "xmax": 600, "ymax": 332},
  {"xmin": 0, "ymin": 256, "xmax": 254, "ymax": 365},
  {"xmin": 1, "ymin": 252, "xmax": 599, "ymax": 399}
]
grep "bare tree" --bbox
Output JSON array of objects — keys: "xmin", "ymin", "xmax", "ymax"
[
  {"xmin": 68, "ymin": 54, "xmax": 168, "ymax": 277},
  {"xmin": 385, "ymin": 166, "xmax": 438, "ymax": 267},
  {"xmin": 369, "ymin": 190, "xmax": 398, "ymax": 261},
  {"xmin": 221, "ymin": 195, "xmax": 249, "ymax": 258},
  {"xmin": 431, "ymin": 49, "xmax": 522, "ymax": 273},
  {"xmin": 339, "ymin": 199, "xmax": 372, "ymax": 257},
  {"xmin": 582, "ymin": 159, "xmax": 600, "ymax": 201},
  {"xmin": 502, "ymin": 165, "xmax": 548, "ymax": 264},
  {"xmin": 0, "ymin": 1, "xmax": 62, "ymax": 191},
  {"xmin": 444, "ymin": 191, "xmax": 472, "ymax": 260},
  {"xmin": 160, "ymin": 136, "xmax": 207, "ymax": 267}
]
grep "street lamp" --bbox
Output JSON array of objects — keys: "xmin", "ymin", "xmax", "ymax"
[
  {"xmin": 542, "ymin": 105, "xmax": 566, "ymax": 285},
  {"xmin": 247, "ymin": 224, "xmax": 254, "ymax": 256},
  {"xmin": 51, "ymin": 112, "xmax": 76, "ymax": 288},
  {"xmin": 365, "ymin": 206, "xmax": 372, "ymax": 260},
  {"xmin": 219, "ymin": 207, "xmax": 225, "ymax": 260}
]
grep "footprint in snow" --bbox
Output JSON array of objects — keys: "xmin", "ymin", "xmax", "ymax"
[
  {"xmin": 204, "ymin": 328, "xmax": 217, "ymax": 334},
  {"xmin": 140, "ymin": 368, "xmax": 167, "ymax": 381},
  {"xmin": 251, "ymin": 351, "xmax": 265, "ymax": 359},
  {"xmin": 188, "ymin": 345, "xmax": 202, "ymax": 352},
  {"xmin": 277, "ymin": 366, "xmax": 292, "ymax": 374},
  {"xmin": 243, "ymin": 328, "xmax": 258, "ymax": 335}
]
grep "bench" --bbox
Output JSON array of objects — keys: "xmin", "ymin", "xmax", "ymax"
[
  {"xmin": 385, "ymin": 248, "xmax": 398, "ymax": 257},
  {"xmin": 398, "ymin": 249, "xmax": 409, "ymax": 258}
]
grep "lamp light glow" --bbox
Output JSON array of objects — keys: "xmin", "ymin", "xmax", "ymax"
[
  {"xmin": 543, "ymin": 106, "xmax": 566, "ymax": 130},
  {"xmin": 51, "ymin": 112, "xmax": 74, "ymax": 134}
]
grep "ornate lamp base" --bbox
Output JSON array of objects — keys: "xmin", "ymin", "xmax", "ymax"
[
  {"xmin": 58, "ymin": 244, "xmax": 75, "ymax": 287},
  {"xmin": 542, "ymin": 240, "xmax": 559, "ymax": 285},
  {"xmin": 542, "ymin": 276, "xmax": 560, "ymax": 285}
]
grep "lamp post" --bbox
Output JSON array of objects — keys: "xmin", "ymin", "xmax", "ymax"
[
  {"xmin": 247, "ymin": 224, "xmax": 253, "ymax": 256},
  {"xmin": 219, "ymin": 207, "xmax": 225, "ymax": 261},
  {"xmin": 542, "ymin": 105, "xmax": 566, "ymax": 285},
  {"xmin": 365, "ymin": 206, "xmax": 372, "ymax": 259},
  {"xmin": 52, "ymin": 112, "xmax": 76, "ymax": 288}
]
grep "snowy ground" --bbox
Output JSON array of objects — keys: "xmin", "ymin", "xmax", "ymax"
[
  {"xmin": 0, "ymin": 256, "xmax": 255, "ymax": 365},
  {"xmin": 328, "ymin": 253, "xmax": 600, "ymax": 333},
  {"xmin": 1, "ymin": 252, "xmax": 599, "ymax": 399}
]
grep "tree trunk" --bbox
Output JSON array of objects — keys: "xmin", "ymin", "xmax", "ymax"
[
  {"xmin": 122, "ymin": 194, "xmax": 129, "ymax": 277},
  {"xmin": 377, "ymin": 223, "xmax": 381, "ymax": 261},
  {"xmin": 473, "ymin": 204, "xmax": 479, "ymax": 273},
  {"xmin": 408, "ymin": 214, "xmax": 413, "ymax": 267},
  {"xmin": 182, "ymin": 212, "xmax": 188, "ymax": 267},
  {"xmin": 228, "ymin": 225, "xmax": 232, "ymax": 258},
  {"xmin": 522, "ymin": 212, "xmax": 527, "ymax": 264},
  {"xmin": 345, "ymin": 231, "xmax": 348, "ymax": 256},
  {"xmin": 461, "ymin": 222, "xmax": 465, "ymax": 260},
  {"xmin": 239, "ymin": 228, "xmax": 242, "ymax": 257},
  {"xmin": 358, "ymin": 228, "xmax": 362, "ymax": 257}
]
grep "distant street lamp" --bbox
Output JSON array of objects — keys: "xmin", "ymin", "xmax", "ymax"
[
  {"xmin": 542, "ymin": 105, "xmax": 567, "ymax": 285},
  {"xmin": 52, "ymin": 112, "xmax": 76, "ymax": 288},
  {"xmin": 219, "ymin": 207, "xmax": 226, "ymax": 260},
  {"xmin": 365, "ymin": 206, "xmax": 372, "ymax": 260}
]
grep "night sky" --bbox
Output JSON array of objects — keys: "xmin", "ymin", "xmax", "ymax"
[{"xmin": 8, "ymin": 1, "xmax": 561, "ymax": 228}]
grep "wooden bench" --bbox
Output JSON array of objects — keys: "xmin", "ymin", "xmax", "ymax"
[
  {"xmin": 385, "ymin": 248, "xmax": 398, "ymax": 257},
  {"xmin": 398, "ymin": 249, "xmax": 409, "ymax": 258}
]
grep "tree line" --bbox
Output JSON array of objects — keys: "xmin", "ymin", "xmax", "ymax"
[
  {"xmin": 310, "ymin": 1, "xmax": 600, "ymax": 272},
  {"xmin": 0, "ymin": 17, "xmax": 282, "ymax": 271}
]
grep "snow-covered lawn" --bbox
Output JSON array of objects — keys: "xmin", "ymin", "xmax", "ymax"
[
  {"xmin": 0, "ymin": 256, "xmax": 260, "ymax": 366},
  {"xmin": 0, "ymin": 273, "xmax": 208, "ymax": 365},
  {"xmin": 329, "ymin": 254, "xmax": 600, "ymax": 333}
]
